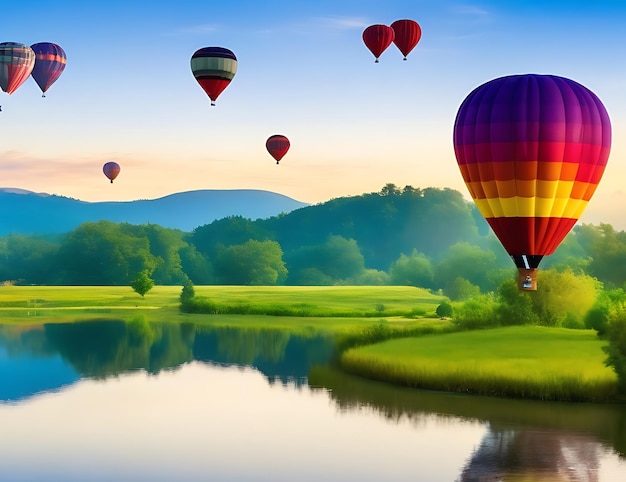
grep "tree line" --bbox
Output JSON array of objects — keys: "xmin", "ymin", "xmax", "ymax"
[{"xmin": 2, "ymin": 184, "xmax": 626, "ymax": 293}]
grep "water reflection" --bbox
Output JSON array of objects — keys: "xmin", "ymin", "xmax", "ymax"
[
  {"xmin": 460, "ymin": 428, "xmax": 601, "ymax": 481},
  {"xmin": 1, "ymin": 320, "xmax": 625, "ymax": 481},
  {"xmin": 0, "ymin": 319, "xmax": 335, "ymax": 402},
  {"xmin": 309, "ymin": 366, "xmax": 626, "ymax": 481}
]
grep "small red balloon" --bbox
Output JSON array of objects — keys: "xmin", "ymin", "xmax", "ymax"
[
  {"xmin": 390, "ymin": 19, "xmax": 422, "ymax": 60},
  {"xmin": 362, "ymin": 25, "xmax": 395, "ymax": 63},
  {"xmin": 266, "ymin": 135, "xmax": 290, "ymax": 165}
]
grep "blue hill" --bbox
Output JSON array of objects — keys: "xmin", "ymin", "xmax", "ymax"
[{"xmin": 0, "ymin": 188, "xmax": 309, "ymax": 235}]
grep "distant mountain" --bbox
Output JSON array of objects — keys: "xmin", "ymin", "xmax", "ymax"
[{"xmin": 0, "ymin": 188, "xmax": 309, "ymax": 235}]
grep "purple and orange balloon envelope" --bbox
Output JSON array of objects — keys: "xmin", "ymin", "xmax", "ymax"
[{"xmin": 453, "ymin": 74, "xmax": 611, "ymax": 290}]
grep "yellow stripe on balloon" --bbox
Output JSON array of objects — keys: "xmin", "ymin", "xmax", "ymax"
[
  {"xmin": 466, "ymin": 179, "xmax": 597, "ymax": 201},
  {"xmin": 474, "ymin": 197, "xmax": 589, "ymax": 218}
]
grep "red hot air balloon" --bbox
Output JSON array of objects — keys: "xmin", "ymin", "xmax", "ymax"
[
  {"xmin": 30, "ymin": 42, "xmax": 67, "ymax": 97},
  {"xmin": 453, "ymin": 74, "xmax": 611, "ymax": 291},
  {"xmin": 0, "ymin": 42, "xmax": 35, "ymax": 110},
  {"xmin": 103, "ymin": 162, "xmax": 121, "ymax": 183},
  {"xmin": 190, "ymin": 47, "xmax": 237, "ymax": 106},
  {"xmin": 390, "ymin": 19, "xmax": 422, "ymax": 60},
  {"xmin": 362, "ymin": 24, "xmax": 395, "ymax": 63},
  {"xmin": 266, "ymin": 135, "xmax": 290, "ymax": 164}
]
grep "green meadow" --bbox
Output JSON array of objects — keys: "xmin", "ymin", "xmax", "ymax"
[
  {"xmin": 0, "ymin": 285, "xmax": 445, "ymax": 332},
  {"xmin": 0, "ymin": 285, "xmax": 619, "ymax": 402},
  {"xmin": 341, "ymin": 325, "xmax": 618, "ymax": 402}
]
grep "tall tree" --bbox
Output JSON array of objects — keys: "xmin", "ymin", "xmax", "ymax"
[
  {"xmin": 57, "ymin": 221, "xmax": 157, "ymax": 284},
  {"xmin": 214, "ymin": 240, "xmax": 287, "ymax": 285}
]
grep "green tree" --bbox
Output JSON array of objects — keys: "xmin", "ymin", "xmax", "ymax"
[
  {"xmin": 131, "ymin": 271, "xmax": 154, "ymax": 297},
  {"xmin": 214, "ymin": 240, "xmax": 287, "ymax": 285},
  {"xmin": 190, "ymin": 216, "xmax": 272, "ymax": 258},
  {"xmin": 495, "ymin": 278, "xmax": 539, "ymax": 326},
  {"xmin": 446, "ymin": 277, "xmax": 480, "ymax": 301},
  {"xmin": 179, "ymin": 244, "xmax": 215, "ymax": 284},
  {"xmin": 180, "ymin": 279, "xmax": 195, "ymax": 304},
  {"xmin": 389, "ymin": 250, "xmax": 434, "ymax": 288},
  {"xmin": 0, "ymin": 234, "xmax": 61, "ymax": 284},
  {"xmin": 125, "ymin": 224, "xmax": 187, "ymax": 285},
  {"xmin": 530, "ymin": 268, "xmax": 600, "ymax": 327},
  {"xmin": 286, "ymin": 235, "xmax": 365, "ymax": 284},
  {"xmin": 434, "ymin": 242, "xmax": 498, "ymax": 293},
  {"xmin": 581, "ymin": 224, "xmax": 626, "ymax": 287},
  {"xmin": 452, "ymin": 294, "xmax": 498, "ymax": 329},
  {"xmin": 57, "ymin": 221, "xmax": 157, "ymax": 285},
  {"xmin": 603, "ymin": 307, "xmax": 626, "ymax": 393},
  {"xmin": 436, "ymin": 300, "xmax": 453, "ymax": 318},
  {"xmin": 349, "ymin": 269, "xmax": 390, "ymax": 286}
]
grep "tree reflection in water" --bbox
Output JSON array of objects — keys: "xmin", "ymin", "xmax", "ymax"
[
  {"xmin": 0, "ymin": 319, "xmax": 335, "ymax": 398},
  {"xmin": 460, "ymin": 428, "xmax": 600, "ymax": 481},
  {"xmin": 308, "ymin": 365, "xmax": 626, "ymax": 479}
]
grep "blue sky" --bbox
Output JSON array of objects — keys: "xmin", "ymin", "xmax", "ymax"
[{"xmin": 2, "ymin": 0, "xmax": 626, "ymax": 228}]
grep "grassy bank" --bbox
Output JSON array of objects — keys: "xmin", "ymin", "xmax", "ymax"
[
  {"xmin": 340, "ymin": 325, "xmax": 618, "ymax": 402},
  {"xmin": 0, "ymin": 286, "xmax": 619, "ymax": 402},
  {"xmin": 0, "ymin": 285, "xmax": 445, "ymax": 331}
]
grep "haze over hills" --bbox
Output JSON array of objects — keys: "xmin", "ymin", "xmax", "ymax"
[{"xmin": 0, "ymin": 188, "xmax": 310, "ymax": 235}]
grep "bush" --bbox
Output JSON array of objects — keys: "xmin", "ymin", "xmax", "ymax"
[
  {"xmin": 436, "ymin": 301, "xmax": 453, "ymax": 318},
  {"xmin": 180, "ymin": 296, "xmax": 217, "ymax": 314},
  {"xmin": 453, "ymin": 294, "xmax": 497, "ymax": 330},
  {"xmin": 603, "ymin": 308, "xmax": 626, "ymax": 393}
]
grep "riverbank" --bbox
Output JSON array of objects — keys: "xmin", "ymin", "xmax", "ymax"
[
  {"xmin": 0, "ymin": 285, "xmax": 620, "ymax": 402},
  {"xmin": 341, "ymin": 325, "xmax": 619, "ymax": 402}
]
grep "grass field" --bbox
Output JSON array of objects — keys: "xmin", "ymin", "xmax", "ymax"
[
  {"xmin": 0, "ymin": 285, "xmax": 446, "ymax": 333},
  {"xmin": 340, "ymin": 325, "xmax": 619, "ymax": 402}
]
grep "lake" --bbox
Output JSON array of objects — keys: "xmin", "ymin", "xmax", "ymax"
[{"xmin": 1, "ymin": 320, "xmax": 625, "ymax": 481}]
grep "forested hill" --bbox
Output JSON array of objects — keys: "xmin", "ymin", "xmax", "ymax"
[
  {"xmin": 0, "ymin": 188, "xmax": 309, "ymax": 235},
  {"xmin": 192, "ymin": 185, "xmax": 493, "ymax": 271},
  {"xmin": 2, "ymin": 184, "xmax": 625, "ymax": 290}
]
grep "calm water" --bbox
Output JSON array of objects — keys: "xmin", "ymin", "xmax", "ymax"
[{"xmin": 1, "ymin": 320, "xmax": 625, "ymax": 481}]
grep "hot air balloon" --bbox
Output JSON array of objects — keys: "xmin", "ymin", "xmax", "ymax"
[
  {"xmin": 453, "ymin": 74, "xmax": 611, "ymax": 291},
  {"xmin": 190, "ymin": 47, "xmax": 237, "ymax": 106},
  {"xmin": 390, "ymin": 19, "xmax": 422, "ymax": 60},
  {"xmin": 266, "ymin": 135, "xmax": 290, "ymax": 165},
  {"xmin": 362, "ymin": 25, "xmax": 395, "ymax": 63},
  {"xmin": 30, "ymin": 42, "xmax": 67, "ymax": 97},
  {"xmin": 0, "ymin": 42, "xmax": 36, "ymax": 109},
  {"xmin": 103, "ymin": 162, "xmax": 121, "ymax": 183}
]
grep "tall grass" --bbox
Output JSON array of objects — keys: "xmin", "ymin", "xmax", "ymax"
[
  {"xmin": 340, "ymin": 325, "xmax": 619, "ymax": 402},
  {"xmin": 191, "ymin": 285, "xmax": 443, "ymax": 317}
]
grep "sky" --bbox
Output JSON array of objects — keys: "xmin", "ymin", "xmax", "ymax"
[{"xmin": 2, "ymin": 0, "xmax": 626, "ymax": 229}]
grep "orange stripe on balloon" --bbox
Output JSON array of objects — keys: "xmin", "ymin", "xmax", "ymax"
[{"xmin": 36, "ymin": 53, "xmax": 66, "ymax": 63}]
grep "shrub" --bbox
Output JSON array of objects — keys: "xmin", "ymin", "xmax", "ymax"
[
  {"xmin": 603, "ymin": 307, "xmax": 626, "ymax": 393},
  {"xmin": 436, "ymin": 301, "xmax": 453, "ymax": 318},
  {"xmin": 453, "ymin": 294, "xmax": 497, "ymax": 330}
]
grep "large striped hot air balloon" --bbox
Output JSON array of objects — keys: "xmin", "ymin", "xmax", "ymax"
[
  {"xmin": 453, "ymin": 74, "xmax": 611, "ymax": 290},
  {"xmin": 30, "ymin": 42, "xmax": 67, "ymax": 96},
  {"xmin": 391, "ymin": 19, "xmax": 422, "ymax": 60},
  {"xmin": 190, "ymin": 47, "xmax": 237, "ymax": 106},
  {"xmin": 266, "ymin": 134, "xmax": 290, "ymax": 165},
  {"xmin": 0, "ymin": 42, "xmax": 35, "ymax": 95},
  {"xmin": 362, "ymin": 25, "xmax": 395, "ymax": 63}
]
